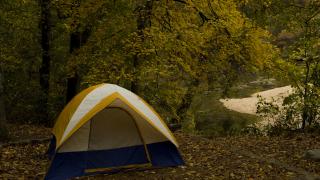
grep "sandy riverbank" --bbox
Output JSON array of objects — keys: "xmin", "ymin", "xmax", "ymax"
[{"xmin": 220, "ymin": 86, "xmax": 293, "ymax": 115}]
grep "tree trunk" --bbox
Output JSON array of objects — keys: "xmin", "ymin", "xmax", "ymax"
[
  {"xmin": 0, "ymin": 71, "xmax": 8, "ymax": 141},
  {"xmin": 39, "ymin": 0, "xmax": 51, "ymax": 123},
  {"xmin": 302, "ymin": 108, "xmax": 307, "ymax": 129},
  {"xmin": 301, "ymin": 50, "xmax": 311, "ymax": 129},
  {"xmin": 176, "ymin": 79, "xmax": 200, "ymax": 131},
  {"xmin": 130, "ymin": 0, "xmax": 153, "ymax": 94},
  {"xmin": 66, "ymin": 73, "xmax": 80, "ymax": 102},
  {"xmin": 66, "ymin": 28, "xmax": 91, "ymax": 103}
]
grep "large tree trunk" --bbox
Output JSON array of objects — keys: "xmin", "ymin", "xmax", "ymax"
[
  {"xmin": 130, "ymin": 0, "xmax": 153, "ymax": 94},
  {"xmin": 66, "ymin": 73, "xmax": 80, "ymax": 103},
  {"xmin": 66, "ymin": 28, "xmax": 91, "ymax": 103},
  {"xmin": 176, "ymin": 80, "xmax": 200, "ymax": 117},
  {"xmin": 176, "ymin": 79, "xmax": 200, "ymax": 132},
  {"xmin": 0, "ymin": 71, "xmax": 8, "ymax": 141},
  {"xmin": 39, "ymin": 0, "xmax": 51, "ymax": 124}
]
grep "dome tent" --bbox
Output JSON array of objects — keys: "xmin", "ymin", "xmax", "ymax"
[{"xmin": 45, "ymin": 84, "xmax": 184, "ymax": 180}]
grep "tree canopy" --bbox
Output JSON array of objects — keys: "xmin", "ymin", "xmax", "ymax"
[{"xmin": 0, "ymin": 0, "xmax": 318, "ymax": 133}]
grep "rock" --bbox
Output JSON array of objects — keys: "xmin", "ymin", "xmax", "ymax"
[
  {"xmin": 169, "ymin": 123, "xmax": 181, "ymax": 132},
  {"xmin": 304, "ymin": 149, "xmax": 320, "ymax": 161}
]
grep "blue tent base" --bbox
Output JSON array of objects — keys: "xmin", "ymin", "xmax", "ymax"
[
  {"xmin": 45, "ymin": 141, "xmax": 184, "ymax": 180},
  {"xmin": 46, "ymin": 135, "xmax": 56, "ymax": 159}
]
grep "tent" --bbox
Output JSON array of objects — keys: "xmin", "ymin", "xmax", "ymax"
[{"xmin": 45, "ymin": 83, "xmax": 184, "ymax": 180}]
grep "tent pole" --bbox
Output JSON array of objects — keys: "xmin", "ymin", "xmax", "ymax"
[
  {"xmin": 132, "ymin": 118, "xmax": 152, "ymax": 164},
  {"xmin": 87, "ymin": 120, "xmax": 93, "ymax": 150},
  {"xmin": 109, "ymin": 106, "xmax": 152, "ymax": 164}
]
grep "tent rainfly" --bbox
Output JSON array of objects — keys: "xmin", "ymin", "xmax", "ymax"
[{"xmin": 45, "ymin": 84, "xmax": 184, "ymax": 180}]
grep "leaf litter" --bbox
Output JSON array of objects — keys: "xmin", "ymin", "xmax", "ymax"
[{"xmin": 0, "ymin": 124, "xmax": 319, "ymax": 179}]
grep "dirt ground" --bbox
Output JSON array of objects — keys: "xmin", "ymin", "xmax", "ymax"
[{"xmin": 0, "ymin": 124, "xmax": 319, "ymax": 179}]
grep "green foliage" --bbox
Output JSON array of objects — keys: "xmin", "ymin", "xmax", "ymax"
[
  {"xmin": 127, "ymin": 0, "xmax": 276, "ymax": 128},
  {"xmin": 55, "ymin": 0, "xmax": 276, "ymax": 131},
  {"xmin": 244, "ymin": 0, "xmax": 320, "ymax": 129},
  {"xmin": 197, "ymin": 106, "xmax": 258, "ymax": 136},
  {"xmin": 192, "ymin": 88, "xmax": 259, "ymax": 136},
  {"xmin": 0, "ymin": 0, "xmax": 43, "ymax": 122},
  {"xmin": 257, "ymin": 89, "xmax": 319, "ymax": 132},
  {"xmin": 0, "ymin": 0, "xmax": 277, "ymax": 134}
]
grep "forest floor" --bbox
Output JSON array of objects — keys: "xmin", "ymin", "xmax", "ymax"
[{"xmin": 0, "ymin": 124, "xmax": 319, "ymax": 180}]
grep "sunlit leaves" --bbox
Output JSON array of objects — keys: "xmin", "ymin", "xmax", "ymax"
[{"xmin": 68, "ymin": 0, "xmax": 277, "ymax": 126}]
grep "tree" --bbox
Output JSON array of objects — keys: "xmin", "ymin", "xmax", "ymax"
[
  {"xmin": 131, "ymin": 0, "xmax": 154, "ymax": 94},
  {"xmin": 0, "ymin": 70, "xmax": 8, "ymax": 141},
  {"xmin": 39, "ymin": 0, "xmax": 52, "ymax": 123},
  {"xmin": 245, "ymin": 0, "xmax": 320, "ymax": 129},
  {"xmin": 52, "ymin": 0, "xmax": 114, "ymax": 102},
  {"xmin": 0, "ymin": 0, "xmax": 276, "ymax": 132},
  {"xmin": 0, "ymin": 0, "xmax": 42, "ymax": 123},
  {"xmin": 122, "ymin": 0, "xmax": 276, "ymax": 131},
  {"xmin": 59, "ymin": 0, "xmax": 276, "ymax": 132}
]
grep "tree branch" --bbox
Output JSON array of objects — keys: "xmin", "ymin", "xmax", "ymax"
[
  {"xmin": 173, "ymin": 0, "xmax": 211, "ymax": 25},
  {"xmin": 173, "ymin": 0, "xmax": 231, "ymax": 36}
]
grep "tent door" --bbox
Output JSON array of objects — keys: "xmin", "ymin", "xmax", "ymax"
[{"xmin": 85, "ymin": 107, "xmax": 151, "ymax": 172}]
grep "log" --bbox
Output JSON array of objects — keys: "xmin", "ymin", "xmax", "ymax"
[
  {"xmin": 304, "ymin": 149, "xmax": 320, "ymax": 161},
  {"xmin": 0, "ymin": 137, "xmax": 51, "ymax": 148}
]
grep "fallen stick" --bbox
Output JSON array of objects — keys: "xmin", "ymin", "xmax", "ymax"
[{"xmin": 0, "ymin": 137, "xmax": 51, "ymax": 148}]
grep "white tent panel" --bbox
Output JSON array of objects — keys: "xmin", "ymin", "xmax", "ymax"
[
  {"xmin": 61, "ymin": 84, "xmax": 115, "ymax": 142},
  {"xmin": 109, "ymin": 99, "xmax": 167, "ymax": 144},
  {"xmin": 88, "ymin": 108, "xmax": 143, "ymax": 150},
  {"xmin": 60, "ymin": 84, "xmax": 176, "ymax": 147},
  {"xmin": 116, "ymin": 88, "xmax": 175, "ymax": 144},
  {"xmin": 58, "ymin": 121, "xmax": 91, "ymax": 153}
]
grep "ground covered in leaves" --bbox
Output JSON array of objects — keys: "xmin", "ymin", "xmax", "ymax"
[{"xmin": 0, "ymin": 124, "xmax": 319, "ymax": 179}]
